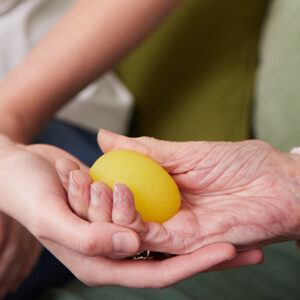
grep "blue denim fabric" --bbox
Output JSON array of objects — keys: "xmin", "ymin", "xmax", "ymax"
[{"xmin": 5, "ymin": 120, "xmax": 102, "ymax": 300}]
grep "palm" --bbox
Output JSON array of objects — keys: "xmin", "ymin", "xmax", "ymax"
[
  {"xmin": 100, "ymin": 133, "xmax": 299, "ymax": 254},
  {"xmin": 0, "ymin": 142, "xmax": 104, "ymax": 252},
  {"xmin": 1, "ymin": 144, "xmax": 67, "ymax": 223}
]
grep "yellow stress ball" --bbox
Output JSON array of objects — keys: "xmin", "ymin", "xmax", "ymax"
[{"xmin": 89, "ymin": 150, "xmax": 181, "ymax": 224}]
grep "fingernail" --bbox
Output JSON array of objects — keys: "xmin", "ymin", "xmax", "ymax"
[
  {"xmin": 113, "ymin": 184, "xmax": 120, "ymax": 204},
  {"xmin": 56, "ymin": 166, "xmax": 67, "ymax": 184},
  {"xmin": 227, "ymin": 252, "xmax": 237, "ymax": 261},
  {"xmin": 90, "ymin": 183, "xmax": 100, "ymax": 206},
  {"xmin": 69, "ymin": 172, "xmax": 78, "ymax": 196},
  {"xmin": 112, "ymin": 232, "xmax": 138, "ymax": 255}
]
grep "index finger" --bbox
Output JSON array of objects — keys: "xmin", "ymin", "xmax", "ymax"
[
  {"xmin": 103, "ymin": 243, "xmax": 236, "ymax": 288},
  {"xmin": 49, "ymin": 242, "xmax": 236, "ymax": 288}
]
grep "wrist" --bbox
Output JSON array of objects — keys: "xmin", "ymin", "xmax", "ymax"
[
  {"xmin": 0, "ymin": 135, "xmax": 25, "ymax": 213},
  {"xmin": 0, "ymin": 133, "xmax": 20, "ymax": 151},
  {"xmin": 0, "ymin": 112, "xmax": 30, "ymax": 143}
]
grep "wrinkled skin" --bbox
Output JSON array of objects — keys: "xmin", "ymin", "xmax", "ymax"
[
  {"xmin": 57, "ymin": 130, "xmax": 300, "ymax": 255},
  {"xmin": 0, "ymin": 134, "xmax": 261, "ymax": 290}
]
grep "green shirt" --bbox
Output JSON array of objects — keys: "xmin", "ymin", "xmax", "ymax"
[{"xmin": 117, "ymin": 0, "xmax": 268, "ymax": 142}]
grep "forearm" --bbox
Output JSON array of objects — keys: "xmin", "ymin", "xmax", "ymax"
[{"xmin": 0, "ymin": 0, "xmax": 182, "ymax": 143}]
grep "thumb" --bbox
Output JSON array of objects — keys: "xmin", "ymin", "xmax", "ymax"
[
  {"xmin": 35, "ymin": 199, "xmax": 140, "ymax": 258},
  {"xmin": 98, "ymin": 129, "xmax": 209, "ymax": 173}
]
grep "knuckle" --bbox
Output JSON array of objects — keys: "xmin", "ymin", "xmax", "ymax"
[
  {"xmin": 147, "ymin": 265, "xmax": 168, "ymax": 289},
  {"xmin": 113, "ymin": 212, "xmax": 132, "ymax": 226},
  {"xmin": 245, "ymin": 139, "xmax": 273, "ymax": 151},
  {"xmin": 81, "ymin": 233, "xmax": 98, "ymax": 256},
  {"xmin": 136, "ymin": 135, "xmax": 151, "ymax": 142}
]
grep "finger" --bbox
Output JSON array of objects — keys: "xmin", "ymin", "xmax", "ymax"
[
  {"xmin": 30, "ymin": 144, "xmax": 89, "ymax": 172},
  {"xmin": 211, "ymin": 248, "xmax": 264, "ymax": 271},
  {"xmin": 88, "ymin": 181, "xmax": 113, "ymax": 223},
  {"xmin": 108, "ymin": 243, "xmax": 236, "ymax": 288},
  {"xmin": 110, "ymin": 183, "xmax": 145, "ymax": 259},
  {"xmin": 34, "ymin": 199, "xmax": 140, "ymax": 258},
  {"xmin": 56, "ymin": 158, "xmax": 80, "ymax": 191},
  {"xmin": 98, "ymin": 130, "xmax": 185, "ymax": 173},
  {"xmin": 47, "ymin": 241, "xmax": 236, "ymax": 288},
  {"xmin": 112, "ymin": 183, "xmax": 146, "ymax": 233},
  {"xmin": 68, "ymin": 170, "xmax": 93, "ymax": 220},
  {"xmin": 98, "ymin": 129, "xmax": 150, "ymax": 156},
  {"xmin": 111, "ymin": 185, "xmax": 171, "ymax": 252},
  {"xmin": 98, "ymin": 130, "xmax": 215, "ymax": 176}
]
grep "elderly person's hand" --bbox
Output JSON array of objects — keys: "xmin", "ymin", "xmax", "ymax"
[
  {"xmin": 58, "ymin": 130, "xmax": 300, "ymax": 258},
  {"xmin": 0, "ymin": 212, "xmax": 41, "ymax": 299},
  {"xmin": 0, "ymin": 134, "xmax": 250, "ymax": 289}
]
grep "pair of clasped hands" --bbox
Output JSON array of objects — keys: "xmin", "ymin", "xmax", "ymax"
[{"xmin": 1, "ymin": 129, "xmax": 299, "ymax": 291}]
